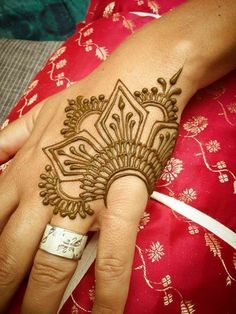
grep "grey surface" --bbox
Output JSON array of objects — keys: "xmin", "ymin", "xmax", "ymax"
[{"xmin": 0, "ymin": 39, "xmax": 62, "ymax": 125}]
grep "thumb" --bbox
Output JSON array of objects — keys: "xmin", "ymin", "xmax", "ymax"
[{"xmin": 0, "ymin": 103, "xmax": 43, "ymax": 164}]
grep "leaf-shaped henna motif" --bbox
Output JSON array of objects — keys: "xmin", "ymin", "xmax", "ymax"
[{"xmin": 39, "ymin": 69, "xmax": 182, "ymax": 219}]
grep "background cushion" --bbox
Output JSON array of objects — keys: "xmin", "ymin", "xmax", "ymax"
[
  {"xmin": 0, "ymin": 0, "xmax": 89, "ymax": 40},
  {"xmin": 0, "ymin": 39, "xmax": 61, "ymax": 125}
]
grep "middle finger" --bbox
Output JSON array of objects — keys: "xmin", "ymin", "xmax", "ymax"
[{"xmin": 93, "ymin": 177, "xmax": 148, "ymax": 313}]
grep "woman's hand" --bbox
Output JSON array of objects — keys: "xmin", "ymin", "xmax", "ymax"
[
  {"xmin": 0, "ymin": 60, "xmax": 190, "ymax": 314},
  {"xmin": 0, "ymin": 0, "xmax": 236, "ymax": 312}
]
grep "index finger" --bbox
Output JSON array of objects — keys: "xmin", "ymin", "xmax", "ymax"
[{"xmin": 93, "ymin": 177, "xmax": 148, "ymax": 313}]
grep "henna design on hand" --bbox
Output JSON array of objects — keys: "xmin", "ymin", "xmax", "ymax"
[{"xmin": 39, "ymin": 69, "xmax": 182, "ymax": 219}]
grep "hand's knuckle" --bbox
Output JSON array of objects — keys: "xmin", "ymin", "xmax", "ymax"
[
  {"xmin": 0, "ymin": 253, "xmax": 17, "ymax": 286},
  {"xmin": 0, "ymin": 137, "xmax": 9, "ymax": 159},
  {"xmin": 93, "ymin": 303, "xmax": 117, "ymax": 314},
  {"xmin": 31, "ymin": 258, "xmax": 70, "ymax": 285},
  {"xmin": 35, "ymin": 133, "xmax": 56, "ymax": 151},
  {"xmin": 96, "ymin": 257, "xmax": 126, "ymax": 281}
]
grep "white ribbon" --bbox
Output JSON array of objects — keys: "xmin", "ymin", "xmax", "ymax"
[{"xmin": 152, "ymin": 191, "xmax": 236, "ymax": 249}]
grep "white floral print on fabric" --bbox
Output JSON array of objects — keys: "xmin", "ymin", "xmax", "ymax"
[
  {"xmin": 134, "ymin": 244, "xmax": 197, "ymax": 313},
  {"xmin": 180, "ymin": 301, "xmax": 195, "ymax": 314},
  {"xmin": 28, "ymin": 94, "xmax": 38, "ymax": 106},
  {"xmin": 136, "ymin": 0, "xmax": 144, "ymax": 5},
  {"xmin": 227, "ymin": 102, "xmax": 236, "ymax": 113},
  {"xmin": 233, "ymin": 253, "xmax": 236, "ymax": 270},
  {"xmin": 88, "ymin": 286, "xmax": 95, "ymax": 302},
  {"xmin": 216, "ymin": 161, "xmax": 227, "ymax": 169},
  {"xmin": 138, "ymin": 211, "xmax": 150, "ymax": 231},
  {"xmin": 49, "ymin": 47, "xmax": 67, "ymax": 62},
  {"xmin": 71, "ymin": 304, "xmax": 79, "ymax": 314},
  {"xmin": 103, "ymin": 2, "xmax": 115, "ymax": 17},
  {"xmin": 162, "ymin": 275, "xmax": 171, "ymax": 287},
  {"xmin": 183, "ymin": 115, "xmax": 208, "ymax": 135},
  {"xmin": 71, "ymin": 294, "xmax": 91, "ymax": 313},
  {"xmin": 160, "ymin": 158, "xmax": 184, "ymax": 182},
  {"xmin": 182, "ymin": 116, "xmax": 236, "ymax": 193},
  {"xmin": 218, "ymin": 173, "xmax": 229, "ymax": 183},
  {"xmin": 188, "ymin": 224, "xmax": 199, "ymax": 235},
  {"xmin": 48, "ymin": 47, "xmax": 73, "ymax": 88},
  {"xmin": 217, "ymin": 99, "xmax": 236, "ymax": 126},
  {"xmin": 163, "ymin": 293, "xmax": 173, "ymax": 305},
  {"xmin": 76, "ymin": 25, "xmax": 109, "ymax": 60},
  {"xmin": 147, "ymin": 0, "xmax": 160, "ymax": 13},
  {"xmin": 17, "ymin": 80, "xmax": 39, "ymax": 117},
  {"xmin": 147, "ymin": 241, "xmax": 165, "ymax": 262},
  {"xmin": 83, "ymin": 28, "xmax": 94, "ymax": 37},
  {"xmin": 23, "ymin": 79, "xmax": 39, "ymax": 96},
  {"xmin": 206, "ymin": 139, "xmax": 221, "ymax": 153},
  {"xmin": 18, "ymin": 93, "xmax": 39, "ymax": 117},
  {"xmin": 205, "ymin": 233, "xmax": 236, "ymax": 286},
  {"xmin": 56, "ymin": 59, "xmax": 67, "ymax": 69},
  {"xmin": 134, "ymin": 0, "xmax": 160, "ymax": 13},
  {"xmin": 111, "ymin": 11, "xmax": 136, "ymax": 32},
  {"xmin": 178, "ymin": 188, "xmax": 197, "ymax": 203}
]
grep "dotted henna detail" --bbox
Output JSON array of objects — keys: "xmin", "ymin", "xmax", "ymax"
[
  {"xmin": 39, "ymin": 165, "xmax": 94, "ymax": 219},
  {"xmin": 39, "ymin": 69, "xmax": 182, "ymax": 219},
  {"xmin": 61, "ymin": 94, "xmax": 108, "ymax": 138}
]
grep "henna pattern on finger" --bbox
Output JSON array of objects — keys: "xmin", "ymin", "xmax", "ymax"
[{"xmin": 39, "ymin": 69, "xmax": 182, "ymax": 219}]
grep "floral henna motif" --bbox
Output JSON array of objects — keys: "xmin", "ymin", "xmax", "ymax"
[{"xmin": 38, "ymin": 69, "xmax": 182, "ymax": 219}]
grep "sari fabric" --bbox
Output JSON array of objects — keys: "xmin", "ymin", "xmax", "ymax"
[{"xmin": 2, "ymin": 1, "xmax": 235, "ymax": 313}]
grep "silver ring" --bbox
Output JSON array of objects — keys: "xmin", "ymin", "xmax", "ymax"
[{"xmin": 39, "ymin": 224, "xmax": 88, "ymax": 260}]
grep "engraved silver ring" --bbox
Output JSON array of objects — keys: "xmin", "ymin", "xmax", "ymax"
[{"xmin": 39, "ymin": 224, "xmax": 88, "ymax": 260}]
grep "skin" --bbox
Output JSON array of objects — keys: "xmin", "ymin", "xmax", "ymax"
[{"xmin": 0, "ymin": 0, "xmax": 235, "ymax": 313}]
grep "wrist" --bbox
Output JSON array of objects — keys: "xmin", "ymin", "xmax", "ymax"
[{"xmin": 152, "ymin": 0, "xmax": 236, "ymax": 90}]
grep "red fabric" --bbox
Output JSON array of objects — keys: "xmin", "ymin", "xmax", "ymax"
[{"xmin": 1, "ymin": 1, "xmax": 236, "ymax": 313}]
